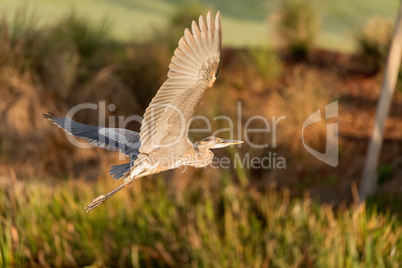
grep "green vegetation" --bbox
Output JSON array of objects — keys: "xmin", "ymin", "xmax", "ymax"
[
  {"xmin": 249, "ymin": 47, "xmax": 283, "ymax": 80},
  {"xmin": 52, "ymin": 12, "xmax": 112, "ymax": 58},
  {"xmin": 275, "ymin": 0, "xmax": 320, "ymax": 59},
  {"xmin": 355, "ymin": 16, "xmax": 394, "ymax": 70},
  {"xmin": 1, "ymin": 176, "xmax": 401, "ymax": 267},
  {"xmin": 169, "ymin": 3, "xmax": 209, "ymax": 50}
]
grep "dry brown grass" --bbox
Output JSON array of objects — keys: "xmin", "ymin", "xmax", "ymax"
[
  {"xmin": 0, "ymin": 10, "xmax": 171, "ymax": 180},
  {"xmin": 266, "ymin": 67, "xmax": 336, "ymax": 156},
  {"xmin": 1, "ymin": 7, "xmax": 401, "ymax": 210}
]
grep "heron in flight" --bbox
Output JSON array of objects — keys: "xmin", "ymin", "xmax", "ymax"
[{"xmin": 44, "ymin": 11, "xmax": 242, "ymax": 213}]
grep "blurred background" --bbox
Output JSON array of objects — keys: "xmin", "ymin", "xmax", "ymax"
[{"xmin": 0, "ymin": 0, "xmax": 401, "ymax": 266}]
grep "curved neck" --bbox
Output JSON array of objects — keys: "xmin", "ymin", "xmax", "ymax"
[{"xmin": 192, "ymin": 142, "xmax": 214, "ymax": 167}]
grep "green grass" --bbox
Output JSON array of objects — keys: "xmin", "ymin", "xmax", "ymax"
[
  {"xmin": 0, "ymin": 174, "xmax": 401, "ymax": 267},
  {"xmin": 1, "ymin": 0, "xmax": 399, "ymax": 50}
]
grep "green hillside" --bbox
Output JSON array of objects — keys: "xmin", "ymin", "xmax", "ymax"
[{"xmin": 1, "ymin": 0, "xmax": 399, "ymax": 51}]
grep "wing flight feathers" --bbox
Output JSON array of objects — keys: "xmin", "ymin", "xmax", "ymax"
[{"xmin": 139, "ymin": 11, "xmax": 222, "ymax": 154}]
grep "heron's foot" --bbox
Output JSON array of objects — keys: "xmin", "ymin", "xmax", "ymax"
[
  {"xmin": 83, "ymin": 181, "xmax": 132, "ymax": 213},
  {"xmin": 84, "ymin": 195, "xmax": 106, "ymax": 213}
]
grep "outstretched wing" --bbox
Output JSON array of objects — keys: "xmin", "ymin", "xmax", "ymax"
[
  {"xmin": 44, "ymin": 113, "xmax": 141, "ymax": 156},
  {"xmin": 139, "ymin": 11, "xmax": 222, "ymax": 154}
]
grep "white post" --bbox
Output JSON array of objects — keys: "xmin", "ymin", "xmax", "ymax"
[{"xmin": 359, "ymin": 1, "xmax": 402, "ymax": 201}]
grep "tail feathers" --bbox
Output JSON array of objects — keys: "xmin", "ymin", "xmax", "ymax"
[{"xmin": 109, "ymin": 163, "xmax": 131, "ymax": 180}]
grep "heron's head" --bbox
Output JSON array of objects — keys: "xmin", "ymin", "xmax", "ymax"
[{"xmin": 195, "ymin": 136, "xmax": 243, "ymax": 150}]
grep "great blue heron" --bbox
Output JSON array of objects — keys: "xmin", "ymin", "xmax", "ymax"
[{"xmin": 44, "ymin": 11, "xmax": 242, "ymax": 213}]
